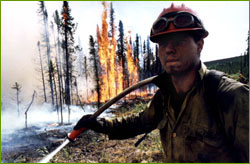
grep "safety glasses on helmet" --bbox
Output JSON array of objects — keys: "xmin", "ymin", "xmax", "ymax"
[{"xmin": 152, "ymin": 12, "xmax": 201, "ymax": 35}]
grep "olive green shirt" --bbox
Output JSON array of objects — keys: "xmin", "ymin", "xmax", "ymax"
[{"xmin": 99, "ymin": 64, "xmax": 249, "ymax": 163}]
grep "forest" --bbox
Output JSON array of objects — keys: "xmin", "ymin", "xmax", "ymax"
[
  {"xmin": 27, "ymin": 1, "xmax": 163, "ymax": 125},
  {"xmin": 9, "ymin": 1, "xmax": 249, "ymax": 125},
  {"xmin": 205, "ymin": 54, "xmax": 249, "ymax": 82},
  {"xmin": 2, "ymin": 2, "xmax": 163, "ymax": 162}
]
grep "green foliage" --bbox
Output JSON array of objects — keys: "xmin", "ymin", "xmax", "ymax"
[{"xmin": 205, "ymin": 55, "xmax": 249, "ymax": 83}]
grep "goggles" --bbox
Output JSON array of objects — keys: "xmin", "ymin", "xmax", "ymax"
[{"xmin": 151, "ymin": 12, "xmax": 202, "ymax": 35}]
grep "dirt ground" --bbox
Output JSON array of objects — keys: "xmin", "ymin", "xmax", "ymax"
[
  {"xmin": 3, "ymin": 99, "xmax": 166, "ymax": 163},
  {"xmin": 2, "ymin": 128, "xmax": 165, "ymax": 163},
  {"xmin": 48, "ymin": 129, "xmax": 165, "ymax": 163}
]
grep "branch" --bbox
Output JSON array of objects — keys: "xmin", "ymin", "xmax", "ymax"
[{"xmin": 25, "ymin": 91, "xmax": 36, "ymax": 114}]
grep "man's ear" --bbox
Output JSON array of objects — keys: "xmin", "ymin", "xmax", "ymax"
[{"xmin": 197, "ymin": 39, "xmax": 204, "ymax": 54}]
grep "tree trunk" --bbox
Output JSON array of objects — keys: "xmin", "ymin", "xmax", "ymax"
[
  {"xmin": 37, "ymin": 41, "xmax": 47, "ymax": 103},
  {"xmin": 52, "ymin": 63, "xmax": 59, "ymax": 123},
  {"xmin": 64, "ymin": 28, "xmax": 71, "ymax": 105},
  {"xmin": 25, "ymin": 91, "xmax": 36, "ymax": 129},
  {"xmin": 56, "ymin": 58, "xmax": 63, "ymax": 125}
]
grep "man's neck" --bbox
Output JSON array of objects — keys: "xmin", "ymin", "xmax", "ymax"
[{"xmin": 171, "ymin": 68, "xmax": 198, "ymax": 94}]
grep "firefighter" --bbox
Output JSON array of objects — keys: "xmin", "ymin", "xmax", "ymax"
[{"xmin": 74, "ymin": 3, "xmax": 249, "ymax": 162}]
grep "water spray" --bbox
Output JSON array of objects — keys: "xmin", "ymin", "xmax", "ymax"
[{"xmin": 38, "ymin": 75, "xmax": 157, "ymax": 163}]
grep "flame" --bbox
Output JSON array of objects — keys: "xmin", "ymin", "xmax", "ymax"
[
  {"xmin": 126, "ymin": 31, "xmax": 139, "ymax": 86},
  {"xmin": 94, "ymin": 2, "xmax": 121, "ymax": 102},
  {"xmin": 96, "ymin": 2, "xmax": 109, "ymax": 102},
  {"xmin": 86, "ymin": 2, "xmax": 147, "ymax": 104},
  {"xmin": 116, "ymin": 60, "xmax": 124, "ymax": 94}
]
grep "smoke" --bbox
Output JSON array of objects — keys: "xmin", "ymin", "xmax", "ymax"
[
  {"xmin": 1, "ymin": 101, "xmax": 114, "ymax": 163},
  {"xmin": 1, "ymin": 102, "xmax": 111, "ymax": 135}
]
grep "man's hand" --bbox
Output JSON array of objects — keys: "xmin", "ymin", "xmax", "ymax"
[{"xmin": 73, "ymin": 114, "xmax": 101, "ymax": 131}]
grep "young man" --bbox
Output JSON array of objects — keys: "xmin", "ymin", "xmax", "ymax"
[{"xmin": 74, "ymin": 3, "xmax": 249, "ymax": 162}]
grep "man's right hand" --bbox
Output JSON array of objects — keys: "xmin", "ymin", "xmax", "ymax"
[{"xmin": 73, "ymin": 114, "xmax": 98, "ymax": 130}]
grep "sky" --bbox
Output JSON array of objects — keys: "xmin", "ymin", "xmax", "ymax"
[{"xmin": 1, "ymin": 1, "xmax": 249, "ymax": 103}]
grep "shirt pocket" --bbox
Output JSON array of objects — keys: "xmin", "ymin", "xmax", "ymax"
[
  {"xmin": 196, "ymin": 120, "xmax": 224, "ymax": 148},
  {"xmin": 183, "ymin": 124, "xmax": 204, "ymax": 162},
  {"xmin": 183, "ymin": 123, "xmax": 224, "ymax": 162},
  {"xmin": 202, "ymin": 129, "xmax": 224, "ymax": 148}
]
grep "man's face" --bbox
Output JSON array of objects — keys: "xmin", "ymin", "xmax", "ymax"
[{"xmin": 158, "ymin": 32, "xmax": 203, "ymax": 76}]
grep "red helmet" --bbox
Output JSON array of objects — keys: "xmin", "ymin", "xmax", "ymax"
[{"xmin": 150, "ymin": 3, "xmax": 208, "ymax": 43}]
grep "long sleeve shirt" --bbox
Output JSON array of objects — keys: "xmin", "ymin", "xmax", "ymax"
[{"xmin": 95, "ymin": 63, "xmax": 249, "ymax": 163}]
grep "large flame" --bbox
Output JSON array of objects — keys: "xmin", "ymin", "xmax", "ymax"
[
  {"xmin": 87, "ymin": 2, "xmax": 144, "ymax": 104},
  {"xmin": 95, "ymin": 2, "xmax": 123, "ymax": 102}
]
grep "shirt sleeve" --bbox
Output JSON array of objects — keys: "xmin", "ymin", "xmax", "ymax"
[
  {"xmin": 98, "ymin": 90, "xmax": 165, "ymax": 140},
  {"xmin": 218, "ymin": 77, "xmax": 249, "ymax": 162}
]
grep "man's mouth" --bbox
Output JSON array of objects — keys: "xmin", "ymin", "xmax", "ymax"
[{"xmin": 166, "ymin": 59, "xmax": 179, "ymax": 63}]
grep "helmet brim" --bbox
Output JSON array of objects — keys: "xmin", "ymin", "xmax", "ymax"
[{"xmin": 150, "ymin": 28, "xmax": 208, "ymax": 43}]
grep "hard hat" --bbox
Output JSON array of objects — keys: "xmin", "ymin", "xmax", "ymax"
[{"xmin": 150, "ymin": 3, "xmax": 208, "ymax": 43}]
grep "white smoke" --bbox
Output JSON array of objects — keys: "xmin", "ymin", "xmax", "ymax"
[{"xmin": 1, "ymin": 102, "xmax": 111, "ymax": 135}]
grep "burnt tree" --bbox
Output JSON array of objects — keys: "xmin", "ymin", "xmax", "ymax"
[
  {"xmin": 11, "ymin": 82, "xmax": 22, "ymax": 117},
  {"xmin": 37, "ymin": 1, "xmax": 55, "ymax": 106}
]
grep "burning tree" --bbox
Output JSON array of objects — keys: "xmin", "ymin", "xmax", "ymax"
[
  {"xmin": 96, "ymin": 2, "xmax": 120, "ymax": 102},
  {"xmin": 126, "ymin": 31, "xmax": 139, "ymax": 87},
  {"xmin": 117, "ymin": 20, "xmax": 129, "ymax": 90},
  {"xmin": 11, "ymin": 82, "xmax": 22, "ymax": 117},
  {"xmin": 35, "ymin": 1, "xmax": 159, "ymax": 109},
  {"xmin": 88, "ymin": 2, "xmax": 144, "ymax": 103},
  {"xmin": 89, "ymin": 35, "xmax": 101, "ymax": 108}
]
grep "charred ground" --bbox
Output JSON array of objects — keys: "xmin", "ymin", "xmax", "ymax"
[{"xmin": 2, "ymin": 98, "xmax": 165, "ymax": 163}]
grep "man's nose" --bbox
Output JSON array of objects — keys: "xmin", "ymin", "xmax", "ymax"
[{"xmin": 164, "ymin": 42, "xmax": 176, "ymax": 55}]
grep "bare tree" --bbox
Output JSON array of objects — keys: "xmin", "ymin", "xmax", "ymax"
[
  {"xmin": 50, "ymin": 60, "xmax": 59, "ymax": 122},
  {"xmin": 11, "ymin": 82, "xmax": 22, "ymax": 117},
  {"xmin": 37, "ymin": 1, "xmax": 55, "ymax": 106},
  {"xmin": 55, "ymin": 58, "xmax": 64, "ymax": 125},
  {"xmin": 37, "ymin": 41, "xmax": 47, "ymax": 103},
  {"xmin": 60, "ymin": 1, "xmax": 77, "ymax": 123},
  {"xmin": 25, "ymin": 91, "xmax": 36, "ymax": 129},
  {"xmin": 53, "ymin": 10, "xmax": 65, "ymax": 105}
]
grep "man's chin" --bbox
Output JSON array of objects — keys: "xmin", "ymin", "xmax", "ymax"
[{"xmin": 165, "ymin": 67, "xmax": 182, "ymax": 75}]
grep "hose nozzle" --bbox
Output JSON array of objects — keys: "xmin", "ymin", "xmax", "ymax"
[{"xmin": 67, "ymin": 127, "xmax": 87, "ymax": 142}]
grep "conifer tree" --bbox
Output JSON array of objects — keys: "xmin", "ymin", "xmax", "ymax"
[
  {"xmin": 38, "ymin": 1, "xmax": 55, "ymax": 105},
  {"xmin": 60, "ymin": 1, "xmax": 77, "ymax": 106},
  {"xmin": 89, "ymin": 35, "xmax": 101, "ymax": 108},
  {"xmin": 117, "ymin": 20, "xmax": 129, "ymax": 89}
]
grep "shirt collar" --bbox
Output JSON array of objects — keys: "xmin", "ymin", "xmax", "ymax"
[{"xmin": 198, "ymin": 62, "xmax": 207, "ymax": 80}]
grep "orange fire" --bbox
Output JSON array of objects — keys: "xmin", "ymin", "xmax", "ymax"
[
  {"xmin": 87, "ymin": 2, "xmax": 144, "ymax": 104},
  {"xmin": 126, "ymin": 31, "xmax": 139, "ymax": 87},
  {"xmin": 95, "ymin": 2, "xmax": 124, "ymax": 102}
]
